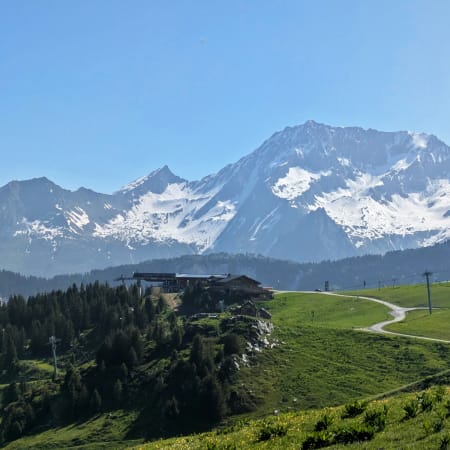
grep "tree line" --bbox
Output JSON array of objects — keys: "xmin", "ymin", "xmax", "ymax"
[
  {"xmin": 2, "ymin": 240, "xmax": 450, "ymax": 299},
  {"xmin": 0, "ymin": 281, "xmax": 258, "ymax": 444}
]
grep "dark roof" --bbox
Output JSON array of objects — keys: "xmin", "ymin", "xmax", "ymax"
[
  {"xmin": 215, "ymin": 274, "xmax": 260, "ymax": 285},
  {"xmin": 176, "ymin": 273, "xmax": 227, "ymax": 280},
  {"xmin": 132, "ymin": 272, "xmax": 228, "ymax": 281}
]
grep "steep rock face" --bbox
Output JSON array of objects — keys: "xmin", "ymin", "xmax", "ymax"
[{"xmin": 1, "ymin": 121, "xmax": 450, "ymax": 276}]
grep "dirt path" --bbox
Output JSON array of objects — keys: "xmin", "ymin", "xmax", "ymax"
[{"xmin": 311, "ymin": 291, "xmax": 450, "ymax": 344}]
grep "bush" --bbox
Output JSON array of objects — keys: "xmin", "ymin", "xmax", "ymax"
[
  {"xmin": 333, "ymin": 425, "xmax": 375, "ymax": 444},
  {"xmin": 257, "ymin": 419, "xmax": 288, "ymax": 441},
  {"xmin": 363, "ymin": 406, "xmax": 387, "ymax": 431},
  {"xmin": 342, "ymin": 400, "xmax": 367, "ymax": 418},
  {"xmin": 222, "ymin": 334, "xmax": 243, "ymax": 356},
  {"xmin": 314, "ymin": 413, "xmax": 333, "ymax": 431},
  {"xmin": 434, "ymin": 386, "xmax": 447, "ymax": 403},
  {"xmin": 403, "ymin": 399, "xmax": 420, "ymax": 419},
  {"xmin": 445, "ymin": 400, "xmax": 450, "ymax": 418},
  {"xmin": 418, "ymin": 392, "xmax": 434, "ymax": 412},
  {"xmin": 439, "ymin": 434, "xmax": 450, "ymax": 450},
  {"xmin": 302, "ymin": 424, "xmax": 374, "ymax": 449},
  {"xmin": 433, "ymin": 417, "xmax": 445, "ymax": 433},
  {"xmin": 302, "ymin": 431, "xmax": 332, "ymax": 449}
]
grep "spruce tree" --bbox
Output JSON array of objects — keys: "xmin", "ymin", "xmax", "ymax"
[{"xmin": 90, "ymin": 389, "xmax": 102, "ymax": 413}]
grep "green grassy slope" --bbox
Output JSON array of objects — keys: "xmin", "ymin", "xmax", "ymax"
[
  {"xmin": 269, "ymin": 292, "xmax": 391, "ymax": 329},
  {"xmin": 386, "ymin": 309, "xmax": 450, "ymax": 341},
  {"xmin": 344, "ymin": 283, "xmax": 450, "ymax": 341},
  {"xmin": 3, "ymin": 410, "xmax": 143, "ymax": 450},
  {"xmin": 236, "ymin": 293, "xmax": 450, "ymax": 414},
  {"xmin": 346, "ymin": 282, "xmax": 450, "ymax": 308},
  {"xmin": 135, "ymin": 386, "xmax": 450, "ymax": 449}
]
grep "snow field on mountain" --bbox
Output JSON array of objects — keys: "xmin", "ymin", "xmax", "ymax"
[{"xmin": 93, "ymin": 182, "xmax": 236, "ymax": 250}]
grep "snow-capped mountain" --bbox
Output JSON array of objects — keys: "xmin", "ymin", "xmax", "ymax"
[{"xmin": 2, "ymin": 121, "xmax": 450, "ymax": 276}]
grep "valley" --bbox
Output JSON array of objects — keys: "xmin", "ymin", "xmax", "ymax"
[{"xmin": 1, "ymin": 283, "xmax": 449, "ymax": 449}]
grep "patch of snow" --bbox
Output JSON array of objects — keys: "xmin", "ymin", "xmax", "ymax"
[
  {"xmin": 391, "ymin": 157, "xmax": 413, "ymax": 172},
  {"xmin": 249, "ymin": 207, "xmax": 281, "ymax": 241},
  {"xmin": 119, "ymin": 174, "xmax": 150, "ymax": 193},
  {"xmin": 409, "ymin": 131, "xmax": 429, "ymax": 149},
  {"xmin": 337, "ymin": 157, "xmax": 351, "ymax": 167},
  {"xmin": 14, "ymin": 219, "xmax": 64, "ymax": 241},
  {"xmin": 93, "ymin": 182, "xmax": 236, "ymax": 251},
  {"xmin": 271, "ymin": 167, "xmax": 330, "ymax": 200},
  {"xmin": 65, "ymin": 207, "xmax": 90, "ymax": 233},
  {"xmin": 311, "ymin": 176, "xmax": 450, "ymax": 241}
]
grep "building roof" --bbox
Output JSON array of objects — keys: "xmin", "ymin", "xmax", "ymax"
[
  {"xmin": 175, "ymin": 273, "xmax": 228, "ymax": 280},
  {"xmin": 215, "ymin": 274, "xmax": 261, "ymax": 285}
]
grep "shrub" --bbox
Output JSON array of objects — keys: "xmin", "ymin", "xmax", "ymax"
[
  {"xmin": 403, "ymin": 399, "xmax": 420, "ymax": 419},
  {"xmin": 302, "ymin": 425, "xmax": 374, "ymax": 449},
  {"xmin": 222, "ymin": 333, "xmax": 243, "ymax": 356},
  {"xmin": 301, "ymin": 431, "xmax": 332, "ymax": 450},
  {"xmin": 434, "ymin": 386, "xmax": 447, "ymax": 403},
  {"xmin": 439, "ymin": 434, "xmax": 450, "ymax": 450},
  {"xmin": 433, "ymin": 417, "xmax": 445, "ymax": 433},
  {"xmin": 333, "ymin": 424, "xmax": 375, "ymax": 444},
  {"xmin": 444, "ymin": 400, "xmax": 450, "ymax": 418},
  {"xmin": 257, "ymin": 419, "xmax": 288, "ymax": 441},
  {"xmin": 314, "ymin": 413, "xmax": 334, "ymax": 431},
  {"xmin": 418, "ymin": 392, "xmax": 434, "ymax": 412},
  {"xmin": 363, "ymin": 406, "xmax": 387, "ymax": 431},
  {"xmin": 342, "ymin": 400, "xmax": 367, "ymax": 418}
]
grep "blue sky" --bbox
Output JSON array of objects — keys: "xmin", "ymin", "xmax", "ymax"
[{"xmin": 1, "ymin": 1, "xmax": 450, "ymax": 193}]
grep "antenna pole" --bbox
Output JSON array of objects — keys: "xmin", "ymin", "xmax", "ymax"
[{"xmin": 423, "ymin": 271, "xmax": 432, "ymax": 315}]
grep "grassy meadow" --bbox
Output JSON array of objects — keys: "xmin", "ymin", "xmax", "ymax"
[
  {"xmin": 385, "ymin": 309, "xmax": 450, "ymax": 341},
  {"xmin": 234, "ymin": 292, "xmax": 450, "ymax": 415},
  {"xmin": 346, "ymin": 282, "xmax": 450, "ymax": 309},
  {"xmin": 345, "ymin": 282, "xmax": 450, "ymax": 341},
  {"xmin": 3, "ymin": 410, "xmax": 143, "ymax": 450},
  {"xmin": 135, "ymin": 386, "xmax": 450, "ymax": 449}
]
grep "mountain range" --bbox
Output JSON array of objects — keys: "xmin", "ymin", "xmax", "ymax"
[{"xmin": 2, "ymin": 120, "xmax": 450, "ymax": 276}]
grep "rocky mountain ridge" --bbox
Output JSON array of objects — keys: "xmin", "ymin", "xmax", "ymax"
[{"xmin": 2, "ymin": 120, "xmax": 450, "ymax": 276}]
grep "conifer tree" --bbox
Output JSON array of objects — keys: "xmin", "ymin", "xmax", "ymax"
[
  {"xmin": 113, "ymin": 379, "xmax": 123, "ymax": 405},
  {"xmin": 90, "ymin": 389, "xmax": 102, "ymax": 413}
]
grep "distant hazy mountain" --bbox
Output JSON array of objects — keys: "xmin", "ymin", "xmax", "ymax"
[
  {"xmin": 1, "ymin": 121, "xmax": 450, "ymax": 276},
  {"xmin": 2, "ymin": 241, "xmax": 449, "ymax": 299}
]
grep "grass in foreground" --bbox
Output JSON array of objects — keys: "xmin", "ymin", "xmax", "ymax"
[
  {"xmin": 135, "ymin": 386, "xmax": 450, "ymax": 449},
  {"xmin": 3, "ymin": 410, "xmax": 143, "ymax": 450},
  {"xmin": 386, "ymin": 309, "xmax": 450, "ymax": 341}
]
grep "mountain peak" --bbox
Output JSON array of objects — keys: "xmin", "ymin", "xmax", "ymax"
[
  {"xmin": 118, "ymin": 165, "xmax": 186, "ymax": 195},
  {"xmin": 303, "ymin": 119, "xmax": 323, "ymax": 128},
  {"xmin": 151, "ymin": 164, "xmax": 176, "ymax": 177}
]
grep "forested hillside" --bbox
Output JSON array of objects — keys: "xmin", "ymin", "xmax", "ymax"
[
  {"xmin": 0, "ymin": 282, "xmax": 268, "ymax": 446},
  {"xmin": 1, "ymin": 240, "xmax": 450, "ymax": 299}
]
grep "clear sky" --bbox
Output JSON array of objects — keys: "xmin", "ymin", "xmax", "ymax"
[{"xmin": 1, "ymin": 1, "xmax": 450, "ymax": 193}]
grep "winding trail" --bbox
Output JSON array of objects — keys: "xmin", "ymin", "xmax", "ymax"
[{"xmin": 312, "ymin": 291, "xmax": 450, "ymax": 344}]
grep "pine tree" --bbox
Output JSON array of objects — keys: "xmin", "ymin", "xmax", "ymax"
[
  {"xmin": 118, "ymin": 362, "xmax": 128, "ymax": 383},
  {"xmin": 90, "ymin": 389, "xmax": 102, "ymax": 413},
  {"xmin": 190, "ymin": 334, "xmax": 205, "ymax": 368},
  {"xmin": 2, "ymin": 333, "xmax": 17, "ymax": 369},
  {"xmin": 113, "ymin": 379, "xmax": 123, "ymax": 405}
]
